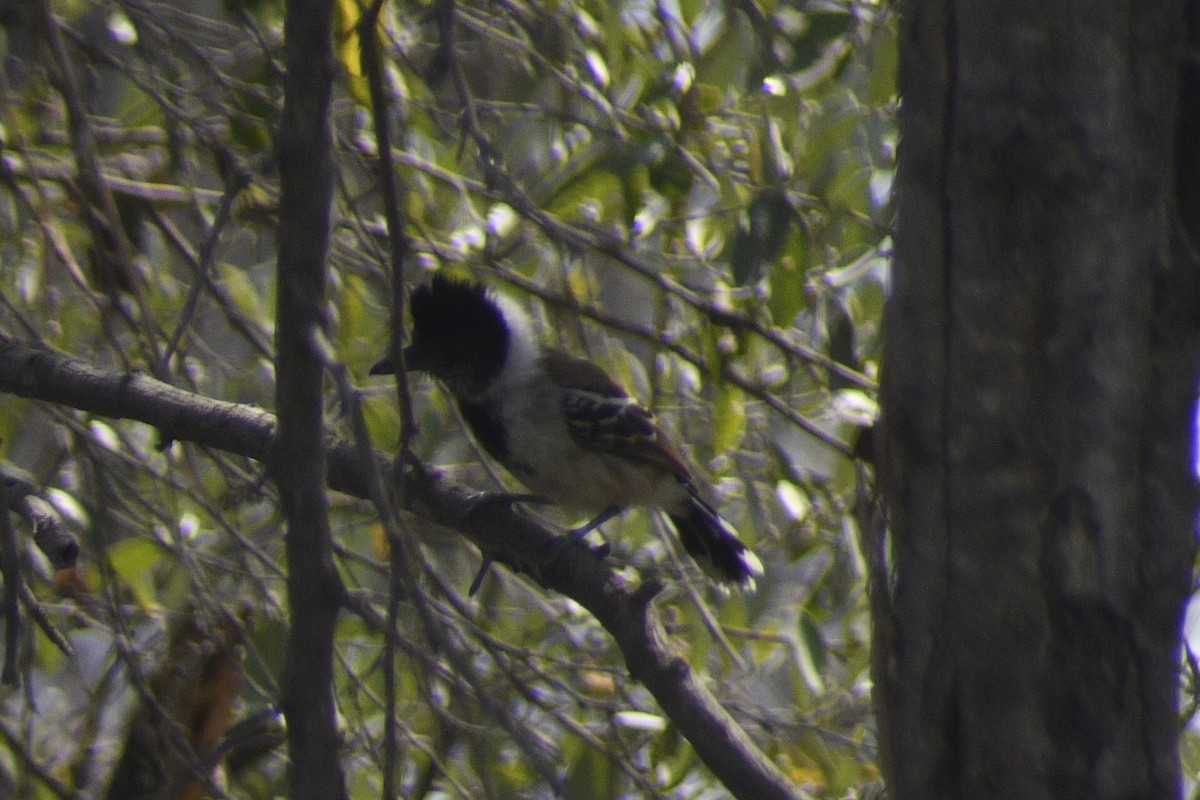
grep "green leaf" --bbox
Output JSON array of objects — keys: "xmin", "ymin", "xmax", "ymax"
[
  {"xmin": 796, "ymin": 612, "xmax": 828, "ymax": 694},
  {"xmin": 712, "ymin": 382, "xmax": 746, "ymax": 455},
  {"xmin": 728, "ymin": 189, "xmax": 794, "ymax": 285},
  {"xmin": 1181, "ymin": 728, "xmax": 1200, "ymax": 778},
  {"xmin": 788, "ymin": 11, "xmax": 856, "ymax": 71},
  {"xmin": 107, "ymin": 537, "xmax": 164, "ymax": 610},
  {"xmin": 547, "ymin": 168, "xmax": 625, "ymax": 224},
  {"xmin": 565, "ymin": 741, "xmax": 618, "ymax": 798},
  {"xmin": 866, "ymin": 19, "xmax": 899, "ymax": 107},
  {"xmin": 217, "ymin": 261, "xmax": 270, "ymax": 324},
  {"xmin": 767, "ymin": 236, "xmax": 810, "ymax": 324},
  {"xmin": 696, "ymin": 9, "xmax": 755, "ymax": 90}
]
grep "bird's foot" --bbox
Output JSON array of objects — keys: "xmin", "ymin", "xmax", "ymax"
[
  {"xmin": 462, "ymin": 491, "xmax": 548, "ymax": 521},
  {"xmin": 543, "ymin": 505, "xmax": 622, "ymax": 568},
  {"xmin": 565, "ymin": 505, "xmax": 622, "ymax": 541},
  {"xmin": 462, "ymin": 493, "xmax": 549, "ymax": 596}
]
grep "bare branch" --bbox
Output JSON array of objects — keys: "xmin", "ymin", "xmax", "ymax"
[
  {"xmin": 3, "ymin": 470, "xmax": 78, "ymax": 569},
  {"xmin": 272, "ymin": 0, "xmax": 346, "ymax": 797},
  {"xmin": 0, "ymin": 341, "xmax": 805, "ymax": 800},
  {"xmin": 0, "ymin": 475, "xmax": 21, "ymax": 685}
]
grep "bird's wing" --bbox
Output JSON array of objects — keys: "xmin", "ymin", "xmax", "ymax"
[{"xmin": 541, "ymin": 348, "xmax": 693, "ymax": 480}]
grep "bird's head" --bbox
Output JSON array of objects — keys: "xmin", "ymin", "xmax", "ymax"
[{"xmin": 371, "ymin": 275, "xmax": 512, "ymax": 398}]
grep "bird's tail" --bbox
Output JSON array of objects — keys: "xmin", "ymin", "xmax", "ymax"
[{"xmin": 668, "ymin": 495, "xmax": 763, "ymax": 590}]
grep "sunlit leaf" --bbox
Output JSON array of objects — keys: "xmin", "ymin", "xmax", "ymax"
[
  {"xmin": 614, "ymin": 709, "xmax": 667, "ymax": 732},
  {"xmin": 712, "ymin": 382, "xmax": 746, "ymax": 455},
  {"xmin": 767, "ymin": 236, "xmax": 810, "ymax": 323},
  {"xmin": 335, "ymin": 0, "xmax": 364, "ymax": 77},
  {"xmin": 796, "ymin": 612, "xmax": 828, "ymax": 694},
  {"xmin": 776, "ymin": 481, "xmax": 811, "ymax": 522},
  {"xmin": 867, "ymin": 17, "xmax": 900, "ymax": 107},
  {"xmin": 108, "ymin": 537, "xmax": 164, "ymax": 610},
  {"xmin": 217, "ymin": 262, "xmax": 268, "ymax": 323},
  {"xmin": 548, "ymin": 168, "xmax": 625, "ymax": 223}
]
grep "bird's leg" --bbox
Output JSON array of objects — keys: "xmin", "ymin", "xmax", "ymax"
[
  {"xmin": 566, "ymin": 505, "xmax": 622, "ymax": 543},
  {"xmin": 463, "ymin": 492, "xmax": 549, "ymax": 596},
  {"xmin": 468, "ymin": 500, "xmax": 622, "ymax": 594},
  {"xmin": 468, "ymin": 557, "xmax": 495, "ymax": 596},
  {"xmin": 545, "ymin": 505, "xmax": 622, "ymax": 566}
]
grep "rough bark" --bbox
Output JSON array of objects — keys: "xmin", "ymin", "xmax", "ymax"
[
  {"xmin": 272, "ymin": 1, "xmax": 347, "ymax": 798},
  {"xmin": 878, "ymin": 1, "xmax": 1200, "ymax": 798}
]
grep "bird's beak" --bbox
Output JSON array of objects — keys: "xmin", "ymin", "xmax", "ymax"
[{"xmin": 369, "ymin": 346, "xmax": 423, "ymax": 376}]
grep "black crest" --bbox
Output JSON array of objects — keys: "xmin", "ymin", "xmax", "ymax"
[{"xmin": 404, "ymin": 275, "xmax": 510, "ymax": 396}]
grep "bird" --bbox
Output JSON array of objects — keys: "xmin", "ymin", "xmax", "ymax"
[{"xmin": 371, "ymin": 275, "xmax": 764, "ymax": 589}]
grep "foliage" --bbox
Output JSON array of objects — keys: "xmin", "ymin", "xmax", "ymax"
[{"xmin": 0, "ymin": 0, "xmax": 895, "ymax": 796}]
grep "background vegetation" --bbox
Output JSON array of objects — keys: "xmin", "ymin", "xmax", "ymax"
[{"xmin": 20, "ymin": 0, "xmax": 1186, "ymax": 797}]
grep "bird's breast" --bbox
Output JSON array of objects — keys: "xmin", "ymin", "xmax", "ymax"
[{"xmin": 484, "ymin": 379, "xmax": 686, "ymax": 513}]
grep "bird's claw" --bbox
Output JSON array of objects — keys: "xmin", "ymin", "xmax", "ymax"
[{"xmin": 468, "ymin": 556, "xmax": 494, "ymax": 597}]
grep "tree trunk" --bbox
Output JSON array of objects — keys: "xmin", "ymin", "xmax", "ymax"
[{"xmin": 877, "ymin": 2, "xmax": 1200, "ymax": 798}]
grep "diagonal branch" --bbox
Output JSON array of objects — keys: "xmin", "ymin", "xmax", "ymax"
[{"xmin": 0, "ymin": 340, "xmax": 803, "ymax": 800}]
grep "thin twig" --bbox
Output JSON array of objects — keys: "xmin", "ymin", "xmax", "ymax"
[
  {"xmin": 0, "ymin": 475, "xmax": 22, "ymax": 685},
  {"xmin": 32, "ymin": 0, "xmax": 166, "ymax": 373},
  {"xmin": 165, "ymin": 165, "xmax": 252, "ymax": 362},
  {"xmin": 357, "ymin": 0, "xmax": 426, "ymax": 794}
]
